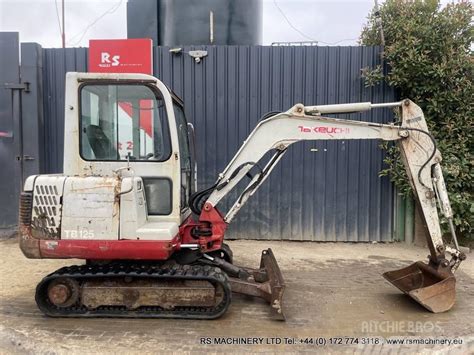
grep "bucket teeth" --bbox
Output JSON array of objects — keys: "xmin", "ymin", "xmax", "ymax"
[{"xmin": 383, "ymin": 261, "xmax": 456, "ymax": 313}]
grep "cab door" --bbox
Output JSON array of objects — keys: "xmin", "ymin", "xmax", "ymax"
[{"xmin": 172, "ymin": 101, "xmax": 193, "ymax": 212}]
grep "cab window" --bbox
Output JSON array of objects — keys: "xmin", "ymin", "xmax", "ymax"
[{"xmin": 80, "ymin": 84, "xmax": 171, "ymax": 161}]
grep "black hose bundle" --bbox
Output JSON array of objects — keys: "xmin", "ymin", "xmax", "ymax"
[
  {"xmin": 189, "ymin": 111, "xmax": 281, "ymax": 215},
  {"xmin": 189, "ymin": 182, "xmax": 220, "ymax": 215},
  {"xmin": 189, "ymin": 162, "xmax": 263, "ymax": 215},
  {"xmin": 259, "ymin": 111, "xmax": 282, "ymax": 121},
  {"xmin": 403, "ymin": 127, "xmax": 437, "ymax": 189}
]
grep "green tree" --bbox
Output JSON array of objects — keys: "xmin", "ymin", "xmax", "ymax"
[{"xmin": 360, "ymin": 0, "xmax": 473, "ymax": 240}]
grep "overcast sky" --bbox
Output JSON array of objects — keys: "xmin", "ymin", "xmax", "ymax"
[{"xmin": 0, "ymin": 0, "xmax": 453, "ymax": 48}]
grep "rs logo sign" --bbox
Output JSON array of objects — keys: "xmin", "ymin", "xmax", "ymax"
[
  {"xmin": 100, "ymin": 52, "xmax": 120, "ymax": 67},
  {"xmin": 89, "ymin": 39, "xmax": 153, "ymax": 74}
]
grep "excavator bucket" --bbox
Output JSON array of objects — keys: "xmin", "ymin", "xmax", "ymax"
[
  {"xmin": 383, "ymin": 261, "xmax": 456, "ymax": 313},
  {"xmin": 229, "ymin": 249, "xmax": 286, "ymax": 320}
]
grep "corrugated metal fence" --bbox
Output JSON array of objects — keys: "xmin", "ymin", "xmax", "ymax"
[{"xmin": 41, "ymin": 45, "xmax": 395, "ymax": 241}]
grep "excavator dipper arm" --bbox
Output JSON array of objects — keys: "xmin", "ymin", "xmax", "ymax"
[{"xmin": 200, "ymin": 99, "xmax": 464, "ymax": 313}]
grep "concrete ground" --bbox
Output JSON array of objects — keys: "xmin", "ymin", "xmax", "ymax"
[{"xmin": 0, "ymin": 237, "xmax": 472, "ymax": 354}]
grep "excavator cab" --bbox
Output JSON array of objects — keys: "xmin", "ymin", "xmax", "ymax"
[{"xmin": 79, "ymin": 80, "xmax": 192, "ymax": 217}]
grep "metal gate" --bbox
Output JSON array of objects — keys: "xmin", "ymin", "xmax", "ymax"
[
  {"xmin": 0, "ymin": 33, "xmax": 43, "ymax": 235},
  {"xmin": 0, "ymin": 34, "xmax": 42, "ymax": 234},
  {"xmin": 1, "ymin": 34, "xmax": 396, "ymax": 241}
]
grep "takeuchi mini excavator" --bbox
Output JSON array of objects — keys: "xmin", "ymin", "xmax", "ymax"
[{"xmin": 19, "ymin": 72, "xmax": 465, "ymax": 320}]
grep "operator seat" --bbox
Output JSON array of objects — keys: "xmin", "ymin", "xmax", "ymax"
[{"xmin": 85, "ymin": 124, "xmax": 119, "ymax": 160}]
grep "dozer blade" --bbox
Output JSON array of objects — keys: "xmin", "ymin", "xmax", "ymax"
[
  {"xmin": 383, "ymin": 261, "xmax": 456, "ymax": 313},
  {"xmin": 229, "ymin": 248, "xmax": 286, "ymax": 320}
]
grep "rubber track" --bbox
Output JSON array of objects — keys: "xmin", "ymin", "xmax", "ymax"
[{"xmin": 35, "ymin": 262, "xmax": 232, "ymax": 319}]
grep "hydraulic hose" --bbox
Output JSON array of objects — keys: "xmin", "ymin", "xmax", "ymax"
[
  {"xmin": 189, "ymin": 110, "xmax": 281, "ymax": 215},
  {"xmin": 189, "ymin": 182, "xmax": 219, "ymax": 215},
  {"xmin": 403, "ymin": 127, "xmax": 437, "ymax": 190},
  {"xmin": 189, "ymin": 162, "xmax": 262, "ymax": 215}
]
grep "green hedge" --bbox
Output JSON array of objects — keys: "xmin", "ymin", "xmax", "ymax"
[{"xmin": 360, "ymin": 0, "xmax": 473, "ymax": 240}]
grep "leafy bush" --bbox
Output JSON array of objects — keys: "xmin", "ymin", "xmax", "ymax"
[{"xmin": 360, "ymin": 0, "xmax": 473, "ymax": 239}]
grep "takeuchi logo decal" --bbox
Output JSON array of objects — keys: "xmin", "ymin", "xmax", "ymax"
[{"xmin": 298, "ymin": 125, "xmax": 350, "ymax": 134}]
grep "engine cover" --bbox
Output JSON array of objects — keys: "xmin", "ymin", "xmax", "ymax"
[{"xmin": 60, "ymin": 176, "xmax": 120, "ymax": 240}]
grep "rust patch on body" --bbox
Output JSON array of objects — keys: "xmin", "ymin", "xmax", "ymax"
[{"xmin": 19, "ymin": 192, "xmax": 42, "ymax": 258}]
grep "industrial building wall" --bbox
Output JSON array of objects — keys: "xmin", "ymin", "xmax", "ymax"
[{"xmin": 40, "ymin": 45, "xmax": 395, "ymax": 241}]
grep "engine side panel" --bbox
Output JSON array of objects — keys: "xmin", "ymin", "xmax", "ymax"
[{"xmin": 60, "ymin": 176, "xmax": 120, "ymax": 240}]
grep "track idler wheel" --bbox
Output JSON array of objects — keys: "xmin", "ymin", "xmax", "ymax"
[{"xmin": 46, "ymin": 278, "xmax": 80, "ymax": 308}]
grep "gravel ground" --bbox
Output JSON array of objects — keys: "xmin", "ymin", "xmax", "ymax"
[{"xmin": 0, "ymin": 237, "xmax": 473, "ymax": 354}]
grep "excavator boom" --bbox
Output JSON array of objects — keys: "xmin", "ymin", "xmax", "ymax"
[{"xmin": 194, "ymin": 99, "xmax": 464, "ymax": 313}]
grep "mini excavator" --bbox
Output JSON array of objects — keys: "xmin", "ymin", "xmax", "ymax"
[{"xmin": 19, "ymin": 72, "xmax": 466, "ymax": 319}]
